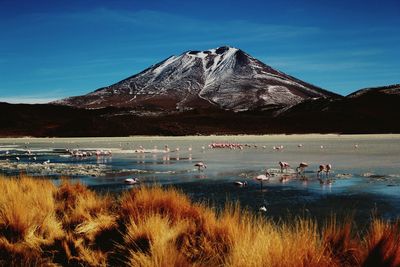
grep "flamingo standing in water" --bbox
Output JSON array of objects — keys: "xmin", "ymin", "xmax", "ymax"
[
  {"xmin": 255, "ymin": 173, "xmax": 270, "ymax": 190},
  {"xmin": 296, "ymin": 162, "xmax": 308, "ymax": 175},
  {"xmin": 325, "ymin": 164, "xmax": 332, "ymax": 176},
  {"xmin": 317, "ymin": 165, "xmax": 325, "ymax": 176},
  {"xmin": 279, "ymin": 161, "xmax": 290, "ymax": 173},
  {"xmin": 194, "ymin": 162, "xmax": 207, "ymax": 171}
]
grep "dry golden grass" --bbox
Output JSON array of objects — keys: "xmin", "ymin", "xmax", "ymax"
[
  {"xmin": 0, "ymin": 174, "xmax": 399, "ymax": 267},
  {"xmin": 362, "ymin": 219, "xmax": 400, "ymax": 267},
  {"xmin": 0, "ymin": 177, "xmax": 63, "ymax": 265}
]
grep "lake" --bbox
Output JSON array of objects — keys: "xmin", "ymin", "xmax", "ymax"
[{"xmin": 1, "ymin": 134, "xmax": 399, "ymax": 225}]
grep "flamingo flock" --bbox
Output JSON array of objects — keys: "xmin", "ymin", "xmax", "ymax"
[
  {"xmin": 273, "ymin": 145, "xmax": 284, "ymax": 151},
  {"xmin": 231, "ymin": 160, "xmax": 334, "ymax": 193},
  {"xmin": 3, "ymin": 141, "xmax": 351, "ymax": 198},
  {"xmin": 209, "ymin": 142, "xmax": 287, "ymax": 150},
  {"xmin": 95, "ymin": 150, "xmax": 112, "ymax": 156},
  {"xmin": 66, "ymin": 149, "xmax": 112, "ymax": 158},
  {"xmin": 1, "ymin": 141, "xmax": 368, "ymax": 217},
  {"xmin": 318, "ymin": 164, "xmax": 332, "ymax": 177},
  {"xmin": 209, "ymin": 142, "xmax": 245, "ymax": 149}
]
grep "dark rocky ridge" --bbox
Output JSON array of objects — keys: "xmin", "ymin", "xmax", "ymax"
[{"xmin": 1, "ymin": 85, "xmax": 399, "ymax": 136}]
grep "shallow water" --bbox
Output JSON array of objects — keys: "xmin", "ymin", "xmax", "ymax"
[{"xmin": 1, "ymin": 135, "xmax": 399, "ymax": 225}]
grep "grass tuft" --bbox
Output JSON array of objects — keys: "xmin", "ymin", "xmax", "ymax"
[{"xmin": 362, "ymin": 219, "xmax": 400, "ymax": 267}]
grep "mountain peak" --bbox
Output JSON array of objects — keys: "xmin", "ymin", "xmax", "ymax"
[
  {"xmin": 55, "ymin": 47, "xmax": 340, "ymax": 111},
  {"xmin": 184, "ymin": 46, "xmax": 239, "ymax": 60},
  {"xmin": 186, "ymin": 46, "xmax": 237, "ymax": 55}
]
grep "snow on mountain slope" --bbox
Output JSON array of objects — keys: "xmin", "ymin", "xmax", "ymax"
[{"xmin": 55, "ymin": 46, "xmax": 341, "ymax": 111}]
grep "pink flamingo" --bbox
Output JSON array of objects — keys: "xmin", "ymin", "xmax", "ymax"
[
  {"xmin": 296, "ymin": 162, "xmax": 308, "ymax": 175},
  {"xmin": 255, "ymin": 173, "xmax": 270, "ymax": 190},
  {"xmin": 194, "ymin": 162, "xmax": 207, "ymax": 171},
  {"xmin": 279, "ymin": 161, "xmax": 290, "ymax": 173},
  {"xmin": 317, "ymin": 165, "xmax": 325, "ymax": 176},
  {"xmin": 125, "ymin": 178, "xmax": 139, "ymax": 184},
  {"xmin": 325, "ymin": 164, "xmax": 332, "ymax": 176}
]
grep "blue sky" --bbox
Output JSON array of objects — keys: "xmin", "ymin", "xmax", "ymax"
[{"xmin": 0, "ymin": 0, "xmax": 399, "ymax": 103}]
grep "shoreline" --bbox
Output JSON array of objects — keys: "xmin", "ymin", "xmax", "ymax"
[{"xmin": 1, "ymin": 133, "xmax": 400, "ymax": 142}]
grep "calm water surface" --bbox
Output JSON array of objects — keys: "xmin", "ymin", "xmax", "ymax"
[{"xmin": 1, "ymin": 135, "xmax": 399, "ymax": 225}]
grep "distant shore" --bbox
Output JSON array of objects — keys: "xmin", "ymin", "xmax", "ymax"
[{"xmin": 1, "ymin": 133, "xmax": 400, "ymax": 142}]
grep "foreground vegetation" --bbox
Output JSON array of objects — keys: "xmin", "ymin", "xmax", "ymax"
[{"xmin": 0, "ymin": 176, "xmax": 399, "ymax": 266}]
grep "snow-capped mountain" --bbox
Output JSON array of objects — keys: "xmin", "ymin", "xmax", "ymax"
[{"xmin": 56, "ymin": 46, "xmax": 340, "ymax": 111}]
